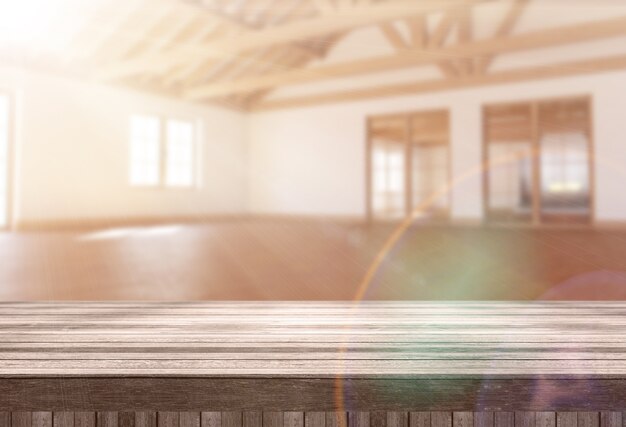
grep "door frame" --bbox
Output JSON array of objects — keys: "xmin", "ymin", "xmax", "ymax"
[
  {"xmin": 482, "ymin": 94, "xmax": 595, "ymax": 226},
  {"xmin": 365, "ymin": 109, "xmax": 452, "ymax": 223},
  {"xmin": 0, "ymin": 90, "xmax": 15, "ymax": 230}
]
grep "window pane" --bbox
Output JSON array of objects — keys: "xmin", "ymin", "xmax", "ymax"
[
  {"xmin": 165, "ymin": 120, "xmax": 195, "ymax": 187},
  {"xmin": 488, "ymin": 142, "xmax": 533, "ymax": 213},
  {"xmin": 540, "ymin": 131, "xmax": 590, "ymax": 215},
  {"xmin": 412, "ymin": 144, "xmax": 449, "ymax": 215},
  {"xmin": 130, "ymin": 115, "xmax": 160, "ymax": 186},
  {"xmin": 371, "ymin": 140, "xmax": 405, "ymax": 219}
]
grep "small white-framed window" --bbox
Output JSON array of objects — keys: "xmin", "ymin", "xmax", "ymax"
[
  {"xmin": 129, "ymin": 115, "xmax": 161, "ymax": 187},
  {"xmin": 165, "ymin": 119, "xmax": 195, "ymax": 188}
]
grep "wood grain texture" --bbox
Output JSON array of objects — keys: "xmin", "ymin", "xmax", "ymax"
[
  {"xmin": 2, "ymin": 302, "xmax": 626, "ymax": 377},
  {"xmin": 1, "ymin": 304, "xmax": 626, "ymax": 411},
  {"xmin": 0, "ymin": 414, "xmax": 620, "ymax": 427}
]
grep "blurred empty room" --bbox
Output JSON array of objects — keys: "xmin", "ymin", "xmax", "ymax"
[{"xmin": 0, "ymin": 0, "xmax": 626, "ymax": 301}]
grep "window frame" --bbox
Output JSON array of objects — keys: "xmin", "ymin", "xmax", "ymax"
[
  {"xmin": 129, "ymin": 114, "xmax": 201, "ymax": 190},
  {"xmin": 366, "ymin": 109, "xmax": 451, "ymax": 223},
  {"xmin": 482, "ymin": 94, "xmax": 594, "ymax": 226}
]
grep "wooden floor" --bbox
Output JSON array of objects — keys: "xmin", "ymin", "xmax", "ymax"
[{"xmin": 1, "ymin": 220, "xmax": 626, "ymax": 300}]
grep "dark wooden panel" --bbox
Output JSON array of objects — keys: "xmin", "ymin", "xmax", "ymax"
[
  {"xmin": 201, "ymin": 413, "xmax": 220, "ymax": 427},
  {"xmin": 135, "ymin": 413, "xmax": 156, "ymax": 427},
  {"xmin": 0, "ymin": 412, "xmax": 625, "ymax": 427},
  {"xmin": 371, "ymin": 413, "xmax": 386, "ymax": 427},
  {"xmin": 387, "ymin": 413, "xmax": 407, "ymax": 427},
  {"xmin": 556, "ymin": 413, "xmax": 577, "ymax": 427},
  {"xmin": 3, "ymin": 378, "xmax": 626, "ymax": 412},
  {"xmin": 221, "ymin": 412, "xmax": 241, "ymax": 427},
  {"xmin": 31, "ymin": 413, "xmax": 51, "ymax": 427},
  {"xmin": 578, "ymin": 413, "xmax": 599, "ymax": 427},
  {"xmin": 11, "ymin": 413, "xmax": 31, "ymax": 427},
  {"xmin": 53, "ymin": 413, "xmax": 73, "ymax": 427},
  {"xmin": 325, "ymin": 413, "xmax": 346, "ymax": 427},
  {"xmin": 159, "ymin": 413, "xmax": 179, "ymax": 427},
  {"xmin": 454, "ymin": 413, "xmax": 473, "ymax": 427},
  {"xmin": 305, "ymin": 413, "xmax": 325, "ymax": 427},
  {"xmin": 263, "ymin": 413, "xmax": 282, "ymax": 427},
  {"xmin": 599, "ymin": 412, "xmax": 620, "ymax": 427},
  {"xmin": 75, "ymin": 413, "xmax": 95, "ymax": 427},
  {"xmin": 495, "ymin": 413, "xmax": 514, "ymax": 427},
  {"xmin": 475, "ymin": 413, "xmax": 493, "ymax": 427},
  {"xmin": 98, "ymin": 413, "xmax": 118, "ymax": 427},
  {"xmin": 283, "ymin": 413, "xmax": 303, "ymax": 427},
  {"xmin": 119, "ymin": 412, "xmax": 135, "ymax": 427},
  {"xmin": 431, "ymin": 412, "xmax": 451, "ymax": 427},
  {"xmin": 179, "ymin": 414, "xmax": 199, "ymax": 427},
  {"xmin": 516, "ymin": 412, "xmax": 535, "ymax": 427},
  {"xmin": 242, "ymin": 413, "xmax": 259, "ymax": 427},
  {"xmin": 349, "ymin": 413, "xmax": 369, "ymax": 427},
  {"xmin": 535, "ymin": 413, "xmax": 555, "ymax": 427},
  {"xmin": 408, "ymin": 413, "xmax": 429, "ymax": 427}
]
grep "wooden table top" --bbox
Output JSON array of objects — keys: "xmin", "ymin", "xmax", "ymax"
[{"xmin": 1, "ymin": 301, "xmax": 625, "ymax": 378}]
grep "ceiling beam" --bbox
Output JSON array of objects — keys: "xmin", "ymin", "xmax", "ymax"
[
  {"xmin": 251, "ymin": 54, "xmax": 626, "ymax": 111},
  {"xmin": 94, "ymin": 0, "xmax": 461, "ymax": 81},
  {"xmin": 184, "ymin": 15, "xmax": 626, "ymax": 100},
  {"xmin": 475, "ymin": 0, "xmax": 530, "ymax": 74},
  {"xmin": 379, "ymin": 23, "xmax": 409, "ymax": 50}
]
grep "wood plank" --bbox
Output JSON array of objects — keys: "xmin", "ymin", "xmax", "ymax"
[
  {"xmin": 284, "ymin": 413, "xmax": 303, "ymax": 427},
  {"xmin": 326, "ymin": 413, "xmax": 347, "ymax": 427},
  {"xmin": 32, "ymin": 413, "xmax": 51, "ymax": 427},
  {"xmin": 119, "ymin": 413, "xmax": 135, "ymax": 427},
  {"xmin": 475, "ymin": 413, "xmax": 493, "ymax": 427},
  {"xmin": 158, "ymin": 413, "xmax": 178, "ymax": 427},
  {"xmin": 264, "ymin": 413, "xmax": 283, "ymax": 427},
  {"xmin": 387, "ymin": 413, "xmax": 407, "ymax": 427},
  {"xmin": 306, "ymin": 413, "xmax": 326, "ymax": 427},
  {"xmin": 556, "ymin": 413, "xmax": 577, "ymax": 427},
  {"xmin": 135, "ymin": 413, "xmax": 156, "ymax": 427},
  {"xmin": 242, "ymin": 413, "xmax": 260, "ymax": 427},
  {"xmin": 99, "ymin": 413, "xmax": 118, "ymax": 427},
  {"xmin": 252, "ymin": 54, "xmax": 626, "ymax": 111},
  {"xmin": 11, "ymin": 413, "xmax": 31, "ymax": 427},
  {"xmin": 515, "ymin": 413, "xmax": 535, "ymax": 427},
  {"xmin": 54, "ymin": 413, "xmax": 74, "ymax": 427},
  {"xmin": 221, "ymin": 413, "xmax": 241, "ymax": 427},
  {"xmin": 535, "ymin": 413, "xmax": 555, "ymax": 427},
  {"xmin": 495, "ymin": 413, "xmax": 513, "ymax": 427},
  {"xmin": 578, "ymin": 413, "xmax": 599, "ymax": 427},
  {"xmin": 371, "ymin": 412, "xmax": 386, "ymax": 427},
  {"xmin": 431, "ymin": 413, "xmax": 451, "ymax": 427},
  {"xmin": 454, "ymin": 413, "xmax": 473, "ymax": 427},
  {"xmin": 75, "ymin": 413, "xmax": 96, "ymax": 427},
  {"xmin": 349, "ymin": 413, "xmax": 369, "ymax": 427},
  {"xmin": 96, "ymin": 0, "xmax": 460, "ymax": 81},
  {"xmin": 0, "ymin": 413, "xmax": 8, "ymax": 427},
  {"xmin": 180, "ymin": 413, "xmax": 200, "ymax": 427},
  {"xmin": 599, "ymin": 413, "xmax": 620, "ymax": 427}
]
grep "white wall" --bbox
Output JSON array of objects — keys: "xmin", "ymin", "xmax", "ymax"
[
  {"xmin": 248, "ymin": 69, "xmax": 626, "ymax": 223},
  {"xmin": 0, "ymin": 66, "xmax": 247, "ymax": 226}
]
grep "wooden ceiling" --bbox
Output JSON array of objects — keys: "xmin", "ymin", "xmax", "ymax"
[{"xmin": 2, "ymin": 0, "xmax": 626, "ymax": 111}]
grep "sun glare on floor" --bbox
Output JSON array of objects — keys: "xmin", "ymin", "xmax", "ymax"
[{"xmin": 77, "ymin": 225, "xmax": 182, "ymax": 241}]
